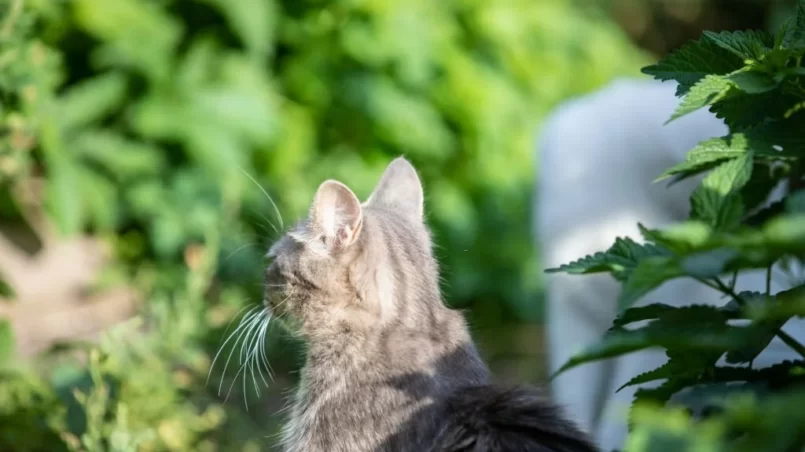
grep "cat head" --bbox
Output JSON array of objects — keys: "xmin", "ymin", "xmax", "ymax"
[{"xmin": 264, "ymin": 157, "xmax": 443, "ymax": 337}]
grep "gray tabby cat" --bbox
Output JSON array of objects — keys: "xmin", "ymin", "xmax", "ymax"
[{"xmin": 264, "ymin": 157, "xmax": 597, "ymax": 452}]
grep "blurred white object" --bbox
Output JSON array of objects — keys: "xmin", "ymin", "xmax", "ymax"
[{"xmin": 535, "ymin": 78, "xmax": 805, "ymax": 451}]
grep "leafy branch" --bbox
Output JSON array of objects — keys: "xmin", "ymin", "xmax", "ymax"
[{"xmin": 547, "ymin": 1, "xmax": 805, "ymax": 449}]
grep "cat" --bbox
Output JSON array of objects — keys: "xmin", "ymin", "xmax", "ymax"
[
  {"xmin": 535, "ymin": 78, "xmax": 805, "ymax": 451},
  {"xmin": 264, "ymin": 157, "xmax": 598, "ymax": 452}
]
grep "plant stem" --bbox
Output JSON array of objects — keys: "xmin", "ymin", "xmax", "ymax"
[
  {"xmin": 766, "ymin": 266, "xmax": 772, "ymax": 296},
  {"xmin": 693, "ymin": 277, "xmax": 722, "ymax": 292},
  {"xmin": 711, "ymin": 277, "xmax": 805, "ymax": 360}
]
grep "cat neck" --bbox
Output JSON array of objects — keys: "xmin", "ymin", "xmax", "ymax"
[
  {"xmin": 282, "ymin": 312, "xmax": 489, "ymax": 452},
  {"xmin": 298, "ymin": 311, "xmax": 490, "ymax": 403}
]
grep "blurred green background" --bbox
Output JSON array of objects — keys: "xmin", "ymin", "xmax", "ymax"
[{"xmin": 0, "ymin": 0, "xmax": 796, "ymax": 450}]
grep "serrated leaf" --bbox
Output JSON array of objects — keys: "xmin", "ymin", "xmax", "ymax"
[
  {"xmin": 690, "ymin": 152, "xmax": 754, "ymax": 230},
  {"xmin": 702, "ymin": 30, "xmax": 774, "ymax": 60},
  {"xmin": 672, "ymin": 381, "xmax": 770, "ymax": 420},
  {"xmin": 726, "ymin": 322, "xmax": 782, "ymax": 364},
  {"xmin": 746, "ymin": 360, "xmax": 805, "ymax": 383},
  {"xmin": 612, "ymin": 304, "xmax": 680, "ymax": 328},
  {"xmin": 724, "ymin": 293, "xmax": 784, "ymax": 364},
  {"xmin": 747, "ymin": 111, "xmax": 805, "ymax": 151},
  {"xmin": 545, "ymin": 237, "xmax": 668, "ymax": 282},
  {"xmin": 553, "ymin": 306, "xmax": 743, "ymax": 377},
  {"xmin": 642, "ymin": 37, "xmax": 745, "ymax": 96},
  {"xmin": 618, "ymin": 257, "xmax": 684, "ymax": 309},
  {"xmin": 617, "ymin": 361, "xmax": 676, "ymax": 392},
  {"xmin": 744, "ymin": 284, "xmax": 805, "ymax": 322},
  {"xmin": 655, "ymin": 133, "xmax": 794, "ymax": 183},
  {"xmin": 634, "ymin": 215, "xmax": 805, "ymax": 274},
  {"xmin": 629, "ymin": 379, "xmax": 694, "ymax": 430},
  {"xmin": 711, "ymin": 87, "xmax": 791, "ymax": 130},
  {"xmin": 669, "ymin": 75, "xmax": 733, "ymax": 122}
]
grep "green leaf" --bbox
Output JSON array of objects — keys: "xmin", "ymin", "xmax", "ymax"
[
  {"xmin": 680, "ymin": 248, "xmax": 739, "ymax": 278},
  {"xmin": 726, "ymin": 322, "xmax": 782, "ymax": 364},
  {"xmin": 545, "ymin": 237, "xmax": 668, "ymax": 282},
  {"xmin": 690, "ymin": 152, "xmax": 754, "ymax": 230},
  {"xmin": 640, "ymin": 222, "xmax": 714, "ymax": 255},
  {"xmin": 642, "ymin": 36, "xmax": 745, "ymax": 96},
  {"xmin": 744, "ymin": 284, "xmax": 805, "ymax": 322},
  {"xmin": 201, "ymin": 0, "xmax": 276, "ymax": 60},
  {"xmin": 786, "ymin": 189, "xmax": 805, "ymax": 213},
  {"xmin": 612, "ymin": 304, "xmax": 680, "ymax": 328},
  {"xmin": 746, "ymin": 112, "xmax": 805, "ymax": 151},
  {"xmin": 617, "ymin": 362, "xmax": 675, "ymax": 392},
  {"xmin": 0, "ymin": 319, "xmax": 15, "ymax": 368},
  {"xmin": 783, "ymin": 0, "xmax": 805, "ymax": 49},
  {"xmin": 655, "ymin": 133, "xmax": 795, "ymax": 183},
  {"xmin": 740, "ymin": 163, "xmax": 782, "ymax": 215},
  {"xmin": 617, "ymin": 351, "xmax": 730, "ymax": 392},
  {"xmin": 746, "ymin": 198, "xmax": 787, "ymax": 227},
  {"xmin": 711, "ymin": 88, "xmax": 790, "ymax": 130},
  {"xmin": 553, "ymin": 305, "xmax": 742, "ymax": 377},
  {"xmin": 618, "ymin": 257, "xmax": 684, "ymax": 309},
  {"xmin": 724, "ymin": 293, "xmax": 785, "ymax": 364},
  {"xmin": 74, "ymin": 0, "xmax": 181, "ymax": 80},
  {"xmin": 627, "ymin": 400, "xmax": 721, "ymax": 451},
  {"xmin": 702, "ymin": 30, "xmax": 774, "ymax": 60},
  {"xmin": 75, "ymin": 131, "xmax": 166, "ymax": 179},
  {"xmin": 59, "ymin": 73, "xmax": 127, "ymax": 131},
  {"xmin": 728, "ymin": 71, "xmax": 779, "ymax": 94},
  {"xmin": 763, "ymin": 214, "xmax": 805, "ymax": 251},
  {"xmin": 44, "ymin": 153, "xmax": 84, "ymax": 236},
  {"xmin": 669, "ymin": 75, "xmax": 733, "ymax": 122}
]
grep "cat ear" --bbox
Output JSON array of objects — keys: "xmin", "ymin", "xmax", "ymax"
[
  {"xmin": 310, "ymin": 180, "xmax": 363, "ymax": 249},
  {"xmin": 366, "ymin": 157, "xmax": 424, "ymax": 220}
]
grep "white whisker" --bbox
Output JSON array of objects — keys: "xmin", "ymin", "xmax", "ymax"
[
  {"xmin": 207, "ymin": 304, "xmax": 258, "ymax": 386},
  {"xmin": 241, "ymin": 311, "xmax": 265, "ymax": 399},
  {"xmin": 223, "ymin": 309, "xmax": 266, "ymax": 409},
  {"xmin": 246, "ymin": 312, "xmax": 270, "ymax": 390},
  {"xmin": 218, "ymin": 308, "xmax": 263, "ymax": 396},
  {"xmin": 258, "ymin": 314, "xmax": 274, "ymax": 383},
  {"xmin": 239, "ymin": 166, "xmax": 284, "ymax": 231},
  {"xmin": 251, "ymin": 209, "xmax": 281, "ymax": 237},
  {"xmin": 250, "ymin": 314, "xmax": 271, "ymax": 388},
  {"xmin": 225, "ymin": 242, "xmax": 259, "ymax": 261}
]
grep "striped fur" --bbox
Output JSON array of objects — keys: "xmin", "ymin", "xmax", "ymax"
[{"xmin": 265, "ymin": 157, "xmax": 596, "ymax": 452}]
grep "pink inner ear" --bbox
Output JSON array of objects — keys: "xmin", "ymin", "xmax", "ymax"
[
  {"xmin": 335, "ymin": 221, "xmax": 360, "ymax": 248},
  {"xmin": 311, "ymin": 180, "xmax": 363, "ymax": 249}
]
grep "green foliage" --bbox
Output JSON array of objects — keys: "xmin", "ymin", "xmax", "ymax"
[
  {"xmin": 550, "ymin": 2, "xmax": 805, "ymax": 450},
  {"xmin": 0, "ymin": 0, "xmax": 642, "ymax": 449}
]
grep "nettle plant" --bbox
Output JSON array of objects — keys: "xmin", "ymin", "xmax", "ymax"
[{"xmin": 549, "ymin": 2, "xmax": 805, "ymax": 451}]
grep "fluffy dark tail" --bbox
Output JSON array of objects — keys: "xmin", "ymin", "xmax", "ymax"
[{"xmin": 433, "ymin": 385, "xmax": 598, "ymax": 452}]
